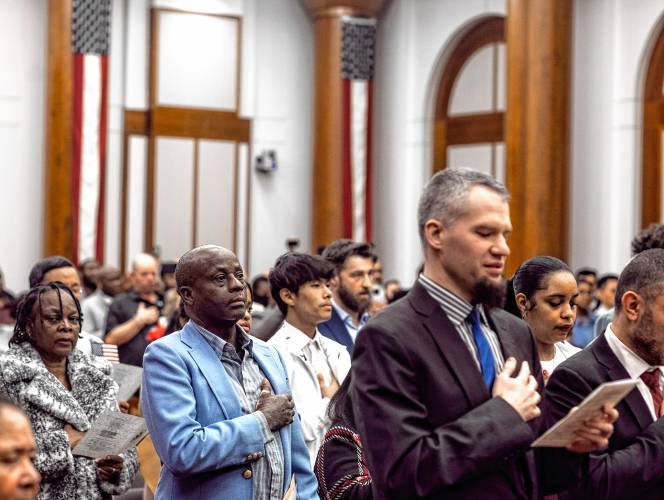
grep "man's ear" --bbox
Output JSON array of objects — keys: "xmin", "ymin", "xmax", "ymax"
[
  {"xmin": 424, "ymin": 218, "xmax": 445, "ymax": 251},
  {"xmin": 178, "ymin": 286, "xmax": 193, "ymax": 306},
  {"xmin": 621, "ymin": 291, "xmax": 642, "ymax": 321},
  {"xmin": 328, "ymin": 274, "xmax": 340, "ymax": 291},
  {"xmin": 515, "ymin": 292, "xmax": 529, "ymax": 316},
  {"xmin": 279, "ymin": 288, "xmax": 296, "ymax": 308}
]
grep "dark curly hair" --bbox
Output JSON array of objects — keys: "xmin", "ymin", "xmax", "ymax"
[
  {"xmin": 12, "ymin": 282, "xmax": 83, "ymax": 345},
  {"xmin": 631, "ymin": 224, "xmax": 664, "ymax": 255}
]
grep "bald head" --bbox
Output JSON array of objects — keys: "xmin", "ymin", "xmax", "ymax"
[
  {"xmin": 176, "ymin": 246, "xmax": 247, "ymax": 332},
  {"xmin": 130, "ymin": 253, "xmax": 158, "ymax": 296},
  {"xmin": 176, "ymin": 246, "xmax": 237, "ymax": 290},
  {"xmin": 132, "ymin": 253, "xmax": 157, "ymax": 272}
]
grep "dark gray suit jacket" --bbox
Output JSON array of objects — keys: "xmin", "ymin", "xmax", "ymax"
[
  {"xmin": 543, "ymin": 333, "xmax": 664, "ymax": 499},
  {"xmin": 351, "ymin": 280, "xmax": 574, "ymax": 499}
]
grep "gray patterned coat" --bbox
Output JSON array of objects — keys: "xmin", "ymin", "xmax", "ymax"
[{"xmin": 0, "ymin": 341, "xmax": 138, "ymax": 499}]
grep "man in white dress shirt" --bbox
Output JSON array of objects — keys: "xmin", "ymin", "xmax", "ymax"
[{"xmin": 267, "ymin": 253, "xmax": 351, "ymax": 464}]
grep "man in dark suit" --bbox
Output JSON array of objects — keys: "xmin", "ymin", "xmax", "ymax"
[
  {"xmin": 351, "ymin": 168, "xmax": 617, "ymax": 499},
  {"xmin": 543, "ymin": 248, "xmax": 664, "ymax": 499},
  {"xmin": 319, "ymin": 240, "xmax": 376, "ymax": 354}
]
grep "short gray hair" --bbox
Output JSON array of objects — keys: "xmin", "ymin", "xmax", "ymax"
[{"xmin": 417, "ymin": 168, "xmax": 509, "ymax": 244}]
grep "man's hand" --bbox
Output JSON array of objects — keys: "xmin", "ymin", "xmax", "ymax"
[
  {"xmin": 317, "ymin": 373, "xmax": 340, "ymax": 399},
  {"xmin": 133, "ymin": 302, "xmax": 159, "ymax": 326},
  {"xmin": 96, "ymin": 455, "xmax": 124, "ymax": 483},
  {"xmin": 64, "ymin": 424, "xmax": 86, "ymax": 449},
  {"xmin": 492, "ymin": 357, "xmax": 541, "ymax": 422},
  {"xmin": 566, "ymin": 403, "xmax": 618, "ymax": 453},
  {"xmin": 255, "ymin": 379, "xmax": 295, "ymax": 431}
]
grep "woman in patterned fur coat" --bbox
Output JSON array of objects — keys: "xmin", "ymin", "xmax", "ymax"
[{"xmin": 0, "ymin": 282, "xmax": 138, "ymax": 499}]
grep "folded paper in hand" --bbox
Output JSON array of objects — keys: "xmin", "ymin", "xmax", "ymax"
[
  {"xmin": 73, "ymin": 409, "xmax": 148, "ymax": 459},
  {"xmin": 532, "ymin": 378, "xmax": 637, "ymax": 448},
  {"xmin": 111, "ymin": 363, "xmax": 143, "ymax": 401}
]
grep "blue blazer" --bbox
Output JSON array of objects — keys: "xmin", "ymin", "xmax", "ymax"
[
  {"xmin": 318, "ymin": 308, "xmax": 354, "ymax": 355},
  {"xmin": 141, "ymin": 322, "xmax": 318, "ymax": 499}
]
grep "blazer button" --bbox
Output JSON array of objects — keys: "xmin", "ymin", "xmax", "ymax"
[{"xmin": 242, "ymin": 468, "xmax": 253, "ymax": 479}]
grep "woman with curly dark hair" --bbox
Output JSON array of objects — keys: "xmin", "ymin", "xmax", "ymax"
[{"xmin": 0, "ymin": 282, "xmax": 137, "ymax": 499}]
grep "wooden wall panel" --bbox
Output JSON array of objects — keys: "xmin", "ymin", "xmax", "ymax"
[
  {"xmin": 44, "ymin": 0, "xmax": 74, "ymax": 258},
  {"xmin": 505, "ymin": 0, "xmax": 572, "ymax": 275}
]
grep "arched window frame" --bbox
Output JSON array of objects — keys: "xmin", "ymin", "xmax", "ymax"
[
  {"xmin": 432, "ymin": 16, "xmax": 505, "ymax": 173},
  {"xmin": 642, "ymin": 23, "xmax": 664, "ymax": 227}
]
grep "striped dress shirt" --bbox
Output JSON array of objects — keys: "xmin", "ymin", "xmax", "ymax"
[
  {"xmin": 418, "ymin": 274, "xmax": 505, "ymax": 374},
  {"xmin": 193, "ymin": 321, "xmax": 285, "ymax": 500}
]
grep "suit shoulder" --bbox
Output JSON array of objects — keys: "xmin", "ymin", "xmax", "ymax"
[{"xmin": 554, "ymin": 345, "xmax": 597, "ymax": 374}]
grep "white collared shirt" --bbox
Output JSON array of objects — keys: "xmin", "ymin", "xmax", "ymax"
[
  {"xmin": 605, "ymin": 324, "xmax": 664, "ymax": 421},
  {"xmin": 268, "ymin": 321, "xmax": 351, "ymax": 465}
]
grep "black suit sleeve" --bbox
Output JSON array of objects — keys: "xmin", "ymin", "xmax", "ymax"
[
  {"xmin": 351, "ymin": 322, "xmax": 535, "ymax": 498},
  {"xmin": 542, "ymin": 365, "xmax": 664, "ymax": 498}
]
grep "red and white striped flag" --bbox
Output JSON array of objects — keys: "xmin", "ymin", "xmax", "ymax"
[
  {"xmin": 91, "ymin": 342, "xmax": 120, "ymax": 364},
  {"xmin": 72, "ymin": 0, "xmax": 111, "ymax": 264},
  {"xmin": 341, "ymin": 17, "xmax": 376, "ymax": 243}
]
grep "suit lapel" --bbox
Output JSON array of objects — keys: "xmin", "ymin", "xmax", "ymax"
[
  {"xmin": 409, "ymin": 282, "xmax": 489, "ymax": 407},
  {"xmin": 181, "ymin": 325, "xmax": 240, "ymax": 419},
  {"xmin": 252, "ymin": 342, "xmax": 292, "ymax": 476},
  {"xmin": 488, "ymin": 310, "xmax": 521, "ymax": 361},
  {"xmin": 593, "ymin": 334, "xmax": 654, "ymax": 430}
]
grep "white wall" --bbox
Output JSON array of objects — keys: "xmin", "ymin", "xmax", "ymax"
[
  {"xmin": 245, "ymin": 0, "xmax": 314, "ymax": 277},
  {"xmin": 0, "ymin": 0, "xmax": 47, "ymax": 293},
  {"xmin": 373, "ymin": 0, "xmax": 506, "ymax": 285},
  {"xmin": 570, "ymin": 0, "xmax": 664, "ymax": 274}
]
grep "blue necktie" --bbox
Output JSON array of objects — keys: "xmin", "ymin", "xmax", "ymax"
[{"xmin": 469, "ymin": 307, "xmax": 496, "ymax": 389}]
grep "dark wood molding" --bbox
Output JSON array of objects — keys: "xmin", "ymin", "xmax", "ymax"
[
  {"xmin": 446, "ymin": 112, "xmax": 504, "ymax": 145},
  {"xmin": 44, "ymin": 0, "xmax": 74, "ymax": 259},
  {"xmin": 641, "ymin": 24, "xmax": 664, "ymax": 227},
  {"xmin": 433, "ymin": 16, "xmax": 505, "ymax": 120},
  {"xmin": 431, "ymin": 16, "xmax": 505, "ymax": 173},
  {"xmin": 152, "ymin": 107, "xmax": 250, "ymax": 141},
  {"xmin": 303, "ymin": 0, "xmax": 386, "ymax": 19}
]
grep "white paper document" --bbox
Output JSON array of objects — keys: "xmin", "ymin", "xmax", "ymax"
[
  {"xmin": 73, "ymin": 409, "xmax": 148, "ymax": 459},
  {"xmin": 532, "ymin": 378, "xmax": 638, "ymax": 448},
  {"xmin": 111, "ymin": 363, "xmax": 143, "ymax": 401}
]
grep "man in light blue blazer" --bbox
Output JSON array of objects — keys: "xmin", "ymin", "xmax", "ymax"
[{"xmin": 141, "ymin": 245, "xmax": 319, "ymax": 499}]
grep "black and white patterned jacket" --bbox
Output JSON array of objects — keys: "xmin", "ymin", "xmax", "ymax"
[{"xmin": 0, "ymin": 341, "xmax": 138, "ymax": 499}]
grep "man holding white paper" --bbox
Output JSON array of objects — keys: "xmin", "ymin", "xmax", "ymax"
[{"xmin": 543, "ymin": 248, "xmax": 664, "ymax": 499}]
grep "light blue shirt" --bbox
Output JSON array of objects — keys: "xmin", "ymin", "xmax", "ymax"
[{"xmin": 332, "ymin": 301, "xmax": 368, "ymax": 342}]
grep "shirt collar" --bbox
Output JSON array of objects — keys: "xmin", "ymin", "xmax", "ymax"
[
  {"xmin": 280, "ymin": 321, "xmax": 322, "ymax": 352},
  {"xmin": 190, "ymin": 320, "xmax": 254, "ymax": 355},
  {"xmin": 605, "ymin": 323, "xmax": 664, "ymax": 378},
  {"xmin": 332, "ymin": 300, "xmax": 368, "ymax": 328},
  {"xmin": 418, "ymin": 274, "xmax": 483, "ymax": 326}
]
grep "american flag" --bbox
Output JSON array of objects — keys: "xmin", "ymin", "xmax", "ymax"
[
  {"xmin": 71, "ymin": 0, "xmax": 112, "ymax": 264},
  {"xmin": 341, "ymin": 17, "xmax": 376, "ymax": 242},
  {"xmin": 91, "ymin": 342, "xmax": 120, "ymax": 364}
]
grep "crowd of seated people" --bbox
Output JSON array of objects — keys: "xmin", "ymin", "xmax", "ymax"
[{"xmin": 4, "ymin": 170, "xmax": 664, "ymax": 499}]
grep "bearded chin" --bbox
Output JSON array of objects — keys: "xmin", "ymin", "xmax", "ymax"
[
  {"xmin": 472, "ymin": 277, "xmax": 507, "ymax": 309},
  {"xmin": 633, "ymin": 310, "xmax": 664, "ymax": 366}
]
